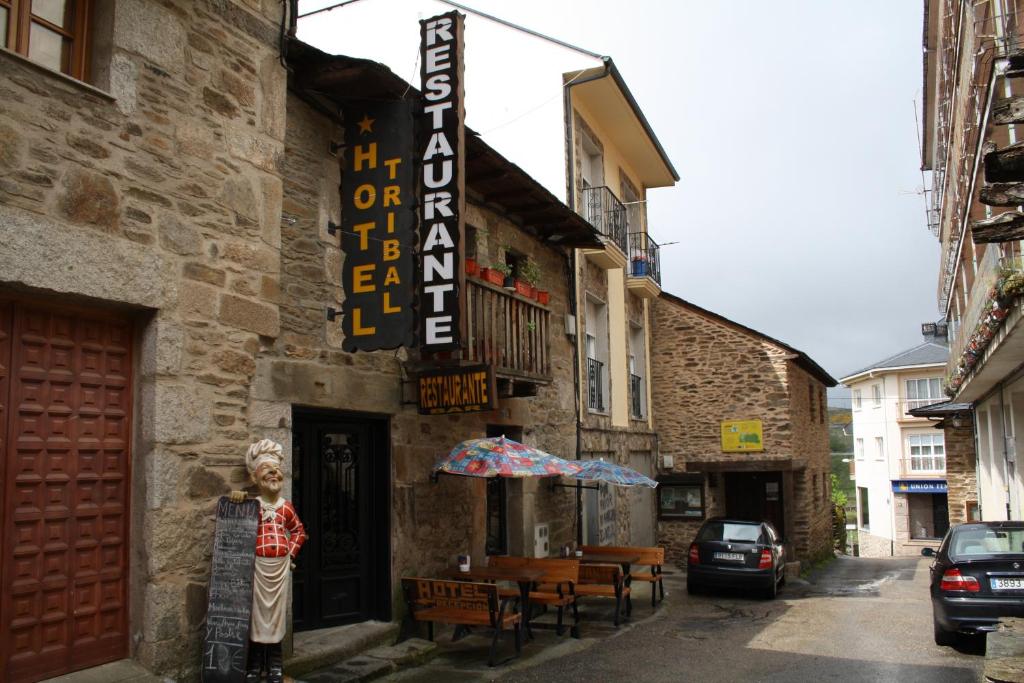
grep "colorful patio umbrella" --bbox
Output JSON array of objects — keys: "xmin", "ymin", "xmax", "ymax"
[
  {"xmin": 566, "ymin": 459, "xmax": 659, "ymax": 488},
  {"xmin": 434, "ymin": 436, "xmax": 582, "ymax": 478}
]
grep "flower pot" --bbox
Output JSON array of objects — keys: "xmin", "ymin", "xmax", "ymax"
[
  {"xmin": 482, "ymin": 268, "xmax": 504, "ymax": 286},
  {"xmin": 514, "ymin": 280, "xmax": 532, "ymax": 298},
  {"xmin": 465, "ymin": 258, "xmax": 479, "ymax": 277},
  {"xmin": 536, "ymin": 290, "xmax": 549, "ymax": 305},
  {"xmin": 631, "ymin": 259, "xmax": 648, "ymax": 276},
  {"xmin": 503, "ymin": 275, "xmax": 516, "ymax": 290}
]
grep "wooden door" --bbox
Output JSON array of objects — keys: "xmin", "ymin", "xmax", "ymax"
[
  {"xmin": 292, "ymin": 410, "xmax": 389, "ymax": 630},
  {"xmin": 724, "ymin": 472, "xmax": 785, "ymax": 540},
  {"xmin": 0, "ymin": 302, "xmax": 133, "ymax": 682}
]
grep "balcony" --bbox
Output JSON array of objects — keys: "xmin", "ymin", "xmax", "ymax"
[
  {"xmin": 899, "ymin": 398, "xmax": 946, "ymax": 420},
  {"xmin": 948, "ymin": 248, "xmax": 1024, "ymax": 401},
  {"xmin": 466, "ymin": 279, "xmax": 551, "ymax": 384},
  {"xmin": 580, "ymin": 186, "xmax": 628, "ymax": 269},
  {"xmin": 630, "ymin": 373, "xmax": 643, "ymax": 419},
  {"xmin": 587, "ymin": 357, "xmax": 605, "ymax": 412},
  {"xmin": 626, "ymin": 232, "xmax": 662, "ymax": 298},
  {"xmin": 898, "ymin": 457, "xmax": 946, "ymax": 478}
]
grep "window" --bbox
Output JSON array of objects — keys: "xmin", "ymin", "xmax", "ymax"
[
  {"xmin": 657, "ymin": 477, "xmax": 704, "ymax": 520},
  {"xmin": 813, "ymin": 473, "xmax": 819, "ymax": 504},
  {"xmin": 819, "ymin": 387, "xmax": 826, "ymax": 424},
  {"xmin": 908, "ymin": 433, "xmax": 945, "ymax": 472},
  {"xmin": 808, "ymin": 383, "xmax": 814, "ymax": 416},
  {"xmin": 905, "ymin": 377, "xmax": 943, "ymax": 413},
  {"xmin": 853, "ymin": 389, "xmax": 862, "ymax": 410},
  {"xmin": 628, "ymin": 323, "xmax": 646, "ymax": 419},
  {"xmin": 858, "ymin": 487, "xmax": 870, "ymax": 530},
  {"xmin": 1, "ymin": 1, "xmax": 92, "ymax": 81},
  {"xmin": 875, "ymin": 436, "xmax": 885, "ymax": 460},
  {"xmin": 855, "ymin": 438, "xmax": 864, "ymax": 460},
  {"xmin": 585, "ymin": 296, "xmax": 609, "ymax": 413},
  {"xmin": 872, "ymin": 384, "xmax": 881, "ymax": 408}
]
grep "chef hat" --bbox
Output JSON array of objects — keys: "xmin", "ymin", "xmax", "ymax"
[{"xmin": 246, "ymin": 439, "xmax": 283, "ymax": 477}]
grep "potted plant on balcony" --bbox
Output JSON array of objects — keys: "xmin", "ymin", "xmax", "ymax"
[
  {"xmin": 485, "ymin": 261, "xmax": 512, "ymax": 288},
  {"xmin": 517, "ymin": 259, "xmax": 540, "ymax": 299},
  {"xmin": 631, "ymin": 254, "xmax": 649, "ymax": 277},
  {"xmin": 520, "ymin": 260, "xmax": 548, "ymax": 303},
  {"xmin": 465, "ymin": 256, "xmax": 479, "ymax": 277}
]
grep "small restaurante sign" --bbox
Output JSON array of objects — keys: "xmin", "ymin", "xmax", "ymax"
[{"xmin": 418, "ymin": 365, "xmax": 496, "ymax": 415}]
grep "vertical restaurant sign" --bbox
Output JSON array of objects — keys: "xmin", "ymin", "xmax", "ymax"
[
  {"xmin": 418, "ymin": 11, "xmax": 466, "ymax": 351},
  {"xmin": 340, "ymin": 100, "xmax": 417, "ymax": 351}
]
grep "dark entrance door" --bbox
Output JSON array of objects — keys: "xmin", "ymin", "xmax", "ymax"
[
  {"xmin": 724, "ymin": 472, "xmax": 785, "ymax": 539},
  {"xmin": 292, "ymin": 410, "xmax": 389, "ymax": 631}
]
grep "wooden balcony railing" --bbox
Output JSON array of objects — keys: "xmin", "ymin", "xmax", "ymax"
[{"xmin": 466, "ymin": 279, "xmax": 551, "ymax": 382}]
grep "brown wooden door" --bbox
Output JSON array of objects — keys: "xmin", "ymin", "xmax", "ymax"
[
  {"xmin": 0, "ymin": 301, "xmax": 132, "ymax": 683},
  {"xmin": 724, "ymin": 472, "xmax": 785, "ymax": 540}
]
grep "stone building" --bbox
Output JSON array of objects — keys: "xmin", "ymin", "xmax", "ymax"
[
  {"xmin": 650, "ymin": 292, "xmax": 836, "ymax": 568},
  {"xmin": 0, "ymin": 2, "xmax": 603, "ymax": 680},
  {"xmin": 840, "ymin": 326, "xmax": 954, "ymax": 557}
]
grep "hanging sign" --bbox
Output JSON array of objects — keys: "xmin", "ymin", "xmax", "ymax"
[
  {"xmin": 418, "ymin": 364, "xmax": 496, "ymax": 414},
  {"xmin": 418, "ymin": 11, "xmax": 466, "ymax": 351},
  {"xmin": 721, "ymin": 419, "xmax": 764, "ymax": 452},
  {"xmin": 340, "ymin": 100, "xmax": 417, "ymax": 351}
]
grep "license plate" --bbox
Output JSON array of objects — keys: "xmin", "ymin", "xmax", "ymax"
[
  {"xmin": 713, "ymin": 552, "xmax": 744, "ymax": 562},
  {"xmin": 992, "ymin": 577, "xmax": 1024, "ymax": 590}
]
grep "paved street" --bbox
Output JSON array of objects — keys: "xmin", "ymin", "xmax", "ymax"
[
  {"xmin": 501, "ymin": 556, "xmax": 983, "ymax": 683},
  {"xmin": 376, "ymin": 556, "xmax": 985, "ymax": 683}
]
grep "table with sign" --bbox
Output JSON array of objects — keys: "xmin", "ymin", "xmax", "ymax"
[{"xmin": 440, "ymin": 566, "xmax": 545, "ymax": 638}]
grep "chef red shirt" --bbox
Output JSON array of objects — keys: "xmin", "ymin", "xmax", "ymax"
[{"xmin": 255, "ymin": 498, "xmax": 307, "ymax": 559}]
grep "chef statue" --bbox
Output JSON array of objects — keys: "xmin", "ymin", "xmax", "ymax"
[{"xmin": 230, "ymin": 439, "xmax": 307, "ymax": 683}]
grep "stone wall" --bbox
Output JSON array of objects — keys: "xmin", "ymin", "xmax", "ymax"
[
  {"xmin": 650, "ymin": 294, "xmax": 834, "ymax": 564},
  {"xmin": 945, "ymin": 417, "xmax": 978, "ymax": 525},
  {"xmin": 856, "ymin": 530, "xmax": 893, "ymax": 558},
  {"xmin": 0, "ymin": 1, "xmax": 287, "ymax": 676}
]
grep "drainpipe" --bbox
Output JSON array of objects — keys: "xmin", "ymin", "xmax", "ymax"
[
  {"xmin": 999, "ymin": 382, "xmax": 1015, "ymax": 519},
  {"xmin": 563, "ymin": 58, "xmax": 610, "ymax": 547}
]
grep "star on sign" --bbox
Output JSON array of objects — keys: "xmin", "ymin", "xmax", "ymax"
[{"xmin": 357, "ymin": 114, "xmax": 375, "ymax": 134}]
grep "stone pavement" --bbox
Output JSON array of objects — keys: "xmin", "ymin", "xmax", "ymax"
[
  {"xmin": 986, "ymin": 618, "xmax": 1024, "ymax": 682},
  {"xmin": 297, "ymin": 573, "xmax": 677, "ymax": 682}
]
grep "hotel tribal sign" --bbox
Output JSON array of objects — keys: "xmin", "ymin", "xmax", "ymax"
[{"xmin": 339, "ymin": 100, "xmax": 417, "ymax": 351}]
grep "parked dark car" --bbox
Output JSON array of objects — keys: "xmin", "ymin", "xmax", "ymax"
[
  {"xmin": 925, "ymin": 521, "xmax": 1024, "ymax": 645},
  {"xmin": 686, "ymin": 518, "xmax": 786, "ymax": 599}
]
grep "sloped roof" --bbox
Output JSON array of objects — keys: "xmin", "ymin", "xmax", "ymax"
[
  {"xmin": 657, "ymin": 292, "xmax": 837, "ymax": 387},
  {"xmin": 839, "ymin": 341, "xmax": 949, "ymax": 384}
]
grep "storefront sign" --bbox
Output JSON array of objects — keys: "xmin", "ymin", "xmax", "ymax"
[
  {"xmin": 418, "ymin": 11, "xmax": 466, "ymax": 351},
  {"xmin": 340, "ymin": 100, "xmax": 417, "ymax": 351},
  {"xmin": 418, "ymin": 365, "xmax": 496, "ymax": 414},
  {"xmin": 891, "ymin": 480, "xmax": 948, "ymax": 494},
  {"xmin": 721, "ymin": 419, "xmax": 763, "ymax": 452}
]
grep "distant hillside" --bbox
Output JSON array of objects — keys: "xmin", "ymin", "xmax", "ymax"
[{"xmin": 829, "ymin": 406, "xmax": 852, "ymax": 453}]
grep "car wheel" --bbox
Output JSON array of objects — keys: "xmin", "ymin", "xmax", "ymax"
[
  {"xmin": 933, "ymin": 619, "xmax": 957, "ymax": 646},
  {"xmin": 764, "ymin": 576, "xmax": 778, "ymax": 600}
]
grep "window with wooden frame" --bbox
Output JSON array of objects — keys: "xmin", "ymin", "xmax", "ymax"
[{"xmin": 1, "ymin": 1, "xmax": 91, "ymax": 80}]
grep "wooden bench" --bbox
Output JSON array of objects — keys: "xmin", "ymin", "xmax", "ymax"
[
  {"xmin": 487, "ymin": 556, "xmax": 580, "ymax": 637},
  {"xmin": 400, "ymin": 577, "xmax": 521, "ymax": 666},
  {"xmin": 574, "ymin": 563, "xmax": 631, "ymax": 626},
  {"xmin": 582, "ymin": 544, "xmax": 666, "ymax": 607}
]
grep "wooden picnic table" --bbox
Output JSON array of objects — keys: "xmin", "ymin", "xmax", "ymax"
[
  {"xmin": 440, "ymin": 566, "xmax": 546, "ymax": 638},
  {"xmin": 578, "ymin": 553, "xmax": 641, "ymax": 576}
]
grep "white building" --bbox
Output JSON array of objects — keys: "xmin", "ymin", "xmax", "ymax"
[{"xmin": 840, "ymin": 327, "xmax": 950, "ymax": 557}]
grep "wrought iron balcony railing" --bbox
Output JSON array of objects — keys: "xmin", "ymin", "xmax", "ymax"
[
  {"xmin": 587, "ymin": 357, "xmax": 605, "ymax": 412},
  {"xmin": 899, "ymin": 457, "xmax": 946, "ymax": 478},
  {"xmin": 581, "ymin": 186, "xmax": 628, "ymax": 254},
  {"xmin": 627, "ymin": 232, "xmax": 661, "ymax": 285},
  {"xmin": 949, "ymin": 250, "xmax": 1023, "ymax": 368},
  {"xmin": 630, "ymin": 373, "xmax": 643, "ymax": 419},
  {"xmin": 466, "ymin": 279, "xmax": 551, "ymax": 382},
  {"xmin": 901, "ymin": 398, "xmax": 945, "ymax": 416}
]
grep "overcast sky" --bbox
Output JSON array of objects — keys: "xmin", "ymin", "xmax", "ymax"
[{"xmin": 298, "ymin": 0, "xmax": 938, "ymax": 404}]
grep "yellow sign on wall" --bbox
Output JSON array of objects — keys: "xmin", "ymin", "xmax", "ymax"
[{"xmin": 721, "ymin": 420, "xmax": 764, "ymax": 452}]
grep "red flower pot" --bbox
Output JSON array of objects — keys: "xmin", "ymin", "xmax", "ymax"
[
  {"xmin": 482, "ymin": 268, "xmax": 505, "ymax": 286},
  {"xmin": 466, "ymin": 258, "xmax": 479, "ymax": 277},
  {"xmin": 536, "ymin": 290, "xmax": 549, "ymax": 305},
  {"xmin": 514, "ymin": 280, "xmax": 532, "ymax": 298}
]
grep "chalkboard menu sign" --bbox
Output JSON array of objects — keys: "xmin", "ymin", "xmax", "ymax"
[{"xmin": 202, "ymin": 497, "xmax": 259, "ymax": 683}]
